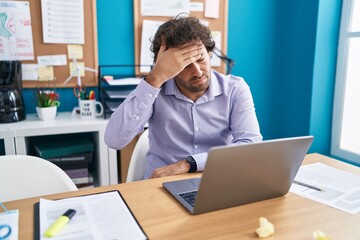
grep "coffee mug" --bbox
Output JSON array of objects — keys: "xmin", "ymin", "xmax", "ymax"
[{"xmin": 80, "ymin": 100, "xmax": 103, "ymax": 119}]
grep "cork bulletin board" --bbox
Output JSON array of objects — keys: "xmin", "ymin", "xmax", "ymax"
[
  {"xmin": 133, "ymin": 0, "xmax": 228, "ymax": 75},
  {"xmin": 19, "ymin": 0, "xmax": 98, "ymax": 88}
]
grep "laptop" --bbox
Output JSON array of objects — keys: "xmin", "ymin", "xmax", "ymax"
[{"xmin": 163, "ymin": 136, "xmax": 314, "ymax": 214}]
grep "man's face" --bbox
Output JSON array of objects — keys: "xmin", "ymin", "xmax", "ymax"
[{"xmin": 174, "ymin": 44, "xmax": 211, "ymax": 96}]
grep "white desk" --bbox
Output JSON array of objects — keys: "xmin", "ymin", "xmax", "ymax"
[{"xmin": 0, "ymin": 112, "xmax": 117, "ymax": 186}]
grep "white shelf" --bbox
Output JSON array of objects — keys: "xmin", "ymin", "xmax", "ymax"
[{"xmin": 0, "ymin": 112, "xmax": 118, "ymax": 186}]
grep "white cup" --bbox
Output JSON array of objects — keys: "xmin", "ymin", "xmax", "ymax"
[{"xmin": 80, "ymin": 100, "xmax": 103, "ymax": 119}]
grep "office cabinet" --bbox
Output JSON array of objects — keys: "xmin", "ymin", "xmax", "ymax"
[{"xmin": 0, "ymin": 112, "xmax": 118, "ymax": 186}]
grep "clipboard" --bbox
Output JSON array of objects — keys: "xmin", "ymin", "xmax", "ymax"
[{"xmin": 34, "ymin": 190, "xmax": 148, "ymax": 240}]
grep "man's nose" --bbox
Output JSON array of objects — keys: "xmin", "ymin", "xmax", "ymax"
[{"xmin": 190, "ymin": 62, "xmax": 202, "ymax": 77}]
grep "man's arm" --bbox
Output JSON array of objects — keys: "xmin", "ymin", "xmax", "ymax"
[
  {"xmin": 229, "ymin": 79, "xmax": 262, "ymax": 144},
  {"xmin": 150, "ymin": 159, "xmax": 190, "ymax": 178},
  {"xmin": 104, "ymin": 81, "xmax": 159, "ymax": 149}
]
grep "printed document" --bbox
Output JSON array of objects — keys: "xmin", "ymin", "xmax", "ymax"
[
  {"xmin": 39, "ymin": 191, "xmax": 147, "ymax": 239},
  {"xmin": 41, "ymin": 0, "xmax": 84, "ymax": 44},
  {"xmin": 290, "ymin": 162, "xmax": 360, "ymax": 214}
]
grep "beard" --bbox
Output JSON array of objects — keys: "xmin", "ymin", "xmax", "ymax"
[{"xmin": 174, "ymin": 73, "xmax": 211, "ymax": 93}]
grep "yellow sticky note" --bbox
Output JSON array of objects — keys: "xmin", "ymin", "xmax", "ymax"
[
  {"xmin": 37, "ymin": 66, "xmax": 55, "ymax": 81},
  {"xmin": 67, "ymin": 45, "xmax": 83, "ymax": 59},
  {"xmin": 69, "ymin": 62, "xmax": 85, "ymax": 77}
]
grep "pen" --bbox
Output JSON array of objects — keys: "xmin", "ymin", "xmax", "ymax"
[
  {"xmin": 293, "ymin": 180, "xmax": 324, "ymax": 192},
  {"xmin": 44, "ymin": 209, "xmax": 76, "ymax": 238}
]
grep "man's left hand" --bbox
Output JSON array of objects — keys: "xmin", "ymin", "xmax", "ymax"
[{"xmin": 150, "ymin": 159, "xmax": 190, "ymax": 178}]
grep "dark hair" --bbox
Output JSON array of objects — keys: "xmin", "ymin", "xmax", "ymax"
[{"xmin": 150, "ymin": 17, "xmax": 215, "ymax": 62}]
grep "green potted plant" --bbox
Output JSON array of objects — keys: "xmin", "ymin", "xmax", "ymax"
[{"xmin": 35, "ymin": 87, "xmax": 60, "ymax": 121}]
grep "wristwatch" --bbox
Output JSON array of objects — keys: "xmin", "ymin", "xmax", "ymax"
[{"xmin": 186, "ymin": 156, "xmax": 197, "ymax": 173}]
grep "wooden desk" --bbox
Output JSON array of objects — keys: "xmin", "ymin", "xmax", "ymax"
[{"xmin": 4, "ymin": 154, "xmax": 360, "ymax": 239}]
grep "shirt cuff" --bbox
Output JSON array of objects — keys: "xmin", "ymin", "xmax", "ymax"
[
  {"xmin": 191, "ymin": 152, "xmax": 208, "ymax": 172},
  {"xmin": 134, "ymin": 78, "xmax": 161, "ymax": 104}
]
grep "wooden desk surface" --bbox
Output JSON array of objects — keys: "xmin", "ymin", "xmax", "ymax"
[{"xmin": 4, "ymin": 153, "xmax": 360, "ymax": 239}]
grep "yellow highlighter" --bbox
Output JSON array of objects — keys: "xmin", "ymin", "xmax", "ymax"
[{"xmin": 44, "ymin": 209, "xmax": 76, "ymax": 238}]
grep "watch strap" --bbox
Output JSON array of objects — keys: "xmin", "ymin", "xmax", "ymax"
[{"xmin": 186, "ymin": 156, "xmax": 197, "ymax": 173}]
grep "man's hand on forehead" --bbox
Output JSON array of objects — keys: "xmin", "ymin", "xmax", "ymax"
[
  {"xmin": 145, "ymin": 41, "xmax": 206, "ymax": 88},
  {"xmin": 178, "ymin": 42, "xmax": 205, "ymax": 62}
]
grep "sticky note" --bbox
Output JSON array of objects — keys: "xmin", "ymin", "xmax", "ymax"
[
  {"xmin": 70, "ymin": 62, "xmax": 85, "ymax": 77},
  {"xmin": 38, "ymin": 66, "xmax": 55, "ymax": 81},
  {"xmin": 68, "ymin": 45, "xmax": 83, "ymax": 59}
]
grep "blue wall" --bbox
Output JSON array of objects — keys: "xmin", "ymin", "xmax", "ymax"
[
  {"xmin": 310, "ymin": 0, "xmax": 342, "ymax": 153},
  {"xmin": 20, "ymin": 0, "xmax": 342, "ymax": 156}
]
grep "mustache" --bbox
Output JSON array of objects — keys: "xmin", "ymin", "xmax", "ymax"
[{"xmin": 190, "ymin": 74, "xmax": 208, "ymax": 82}]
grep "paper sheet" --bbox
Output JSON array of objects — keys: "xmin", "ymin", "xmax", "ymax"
[
  {"xmin": 38, "ymin": 55, "xmax": 67, "ymax": 66},
  {"xmin": 0, "ymin": 1, "xmax": 34, "ymax": 60},
  {"xmin": 69, "ymin": 62, "xmax": 85, "ymax": 77},
  {"xmin": 67, "ymin": 45, "xmax": 83, "ymax": 59},
  {"xmin": 140, "ymin": 20, "xmax": 163, "ymax": 73},
  {"xmin": 41, "ymin": 0, "xmax": 84, "ymax": 44},
  {"xmin": 39, "ymin": 191, "xmax": 147, "ymax": 240},
  {"xmin": 0, "ymin": 210, "xmax": 19, "ymax": 240},
  {"xmin": 211, "ymin": 31, "xmax": 222, "ymax": 67},
  {"xmin": 205, "ymin": 0, "xmax": 220, "ymax": 19},
  {"xmin": 290, "ymin": 162, "xmax": 360, "ymax": 214},
  {"xmin": 38, "ymin": 66, "xmax": 54, "ymax": 81},
  {"xmin": 105, "ymin": 78, "xmax": 141, "ymax": 86},
  {"xmin": 140, "ymin": 0, "xmax": 190, "ymax": 17},
  {"xmin": 22, "ymin": 63, "xmax": 39, "ymax": 81}
]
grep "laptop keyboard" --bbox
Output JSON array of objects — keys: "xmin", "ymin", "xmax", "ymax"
[{"xmin": 179, "ymin": 190, "xmax": 198, "ymax": 207}]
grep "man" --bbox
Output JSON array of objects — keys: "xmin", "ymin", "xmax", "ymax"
[{"xmin": 105, "ymin": 17, "xmax": 262, "ymax": 179}]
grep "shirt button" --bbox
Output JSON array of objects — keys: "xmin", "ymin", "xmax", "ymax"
[
  {"xmin": 148, "ymin": 93, "xmax": 153, "ymax": 98},
  {"xmin": 195, "ymin": 127, "xmax": 199, "ymax": 131},
  {"xmin": 194, "ymin": 145, "xmax": 198, "ymax": 149},
  {"xmin": 135, "ymin": 115, "xmax": 140, "ymax": 120}
]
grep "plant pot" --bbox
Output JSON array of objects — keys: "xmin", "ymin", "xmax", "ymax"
[{"xmin": 36, "ymin": 106, "xmax": 57, "ymax": 121}]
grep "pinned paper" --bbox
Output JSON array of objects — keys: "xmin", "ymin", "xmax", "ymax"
[
  {"xmin": 211, "ymin": 31, "xmax": 222, "ymax": 67},
  {"xmin": 140, "ymin": 0, "xmax": 190, "ymax": 17},
  {"xmin": 205, "ymin": 0, "xmax": 220, "ymax": 18},
  {"xmin": 37, "ymin": 55, "xmax": 67, "ymax": 66},
  {"xmin": 70, "ymin": 62, "xmax": 85, "ymax": 77},
  {"xmin": 41, "ymin": 0, "xmax": 84, "ymax": 44},
  {"xmin": 200, "ymin": 20, "xmax": 209, "ymax": 27},
  {"xmin": 190, "ymin": 2, "xmax": 204, "ymax": 12},
  {"xmin": 67, "ymin": 45, "xmax": 83, "ymax": 59},
  {"xmin": 38, "ymin": 66, "xmax": 55, "ymax": 81},
  {"xmin": 0, "ymin": 1, "xmax": 34, "ymax": 60},
  {"xmin": 22, "ymin": 64, "xmax": 39, "ymax": 81}
]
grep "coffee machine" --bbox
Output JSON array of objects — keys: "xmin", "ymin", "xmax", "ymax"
[{"xmin": 0, "ymin": 61, "xmax": 26, "ymax": 123}]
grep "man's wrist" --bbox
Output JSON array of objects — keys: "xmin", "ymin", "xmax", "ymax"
[{"xmin": 145, "ymin": 71, "xmax": 164, "ymax": 88}]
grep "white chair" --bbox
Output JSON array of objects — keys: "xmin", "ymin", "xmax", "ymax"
[
  {"xmin": 126, "ymin": 129, "xmax": 149, "ymax": 182},
  {"xmin": 0, "ymin": 155, "xmax": 78, "ymax": 202}
]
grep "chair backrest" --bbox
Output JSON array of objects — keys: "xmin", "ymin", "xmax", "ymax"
[
  {"xmin": 126, "ymin": 129, "xmax": 149, "ymax": 182},
  {"xmin": 0, "ymin": 155, "xmax": 77, "ymax": 202}
]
